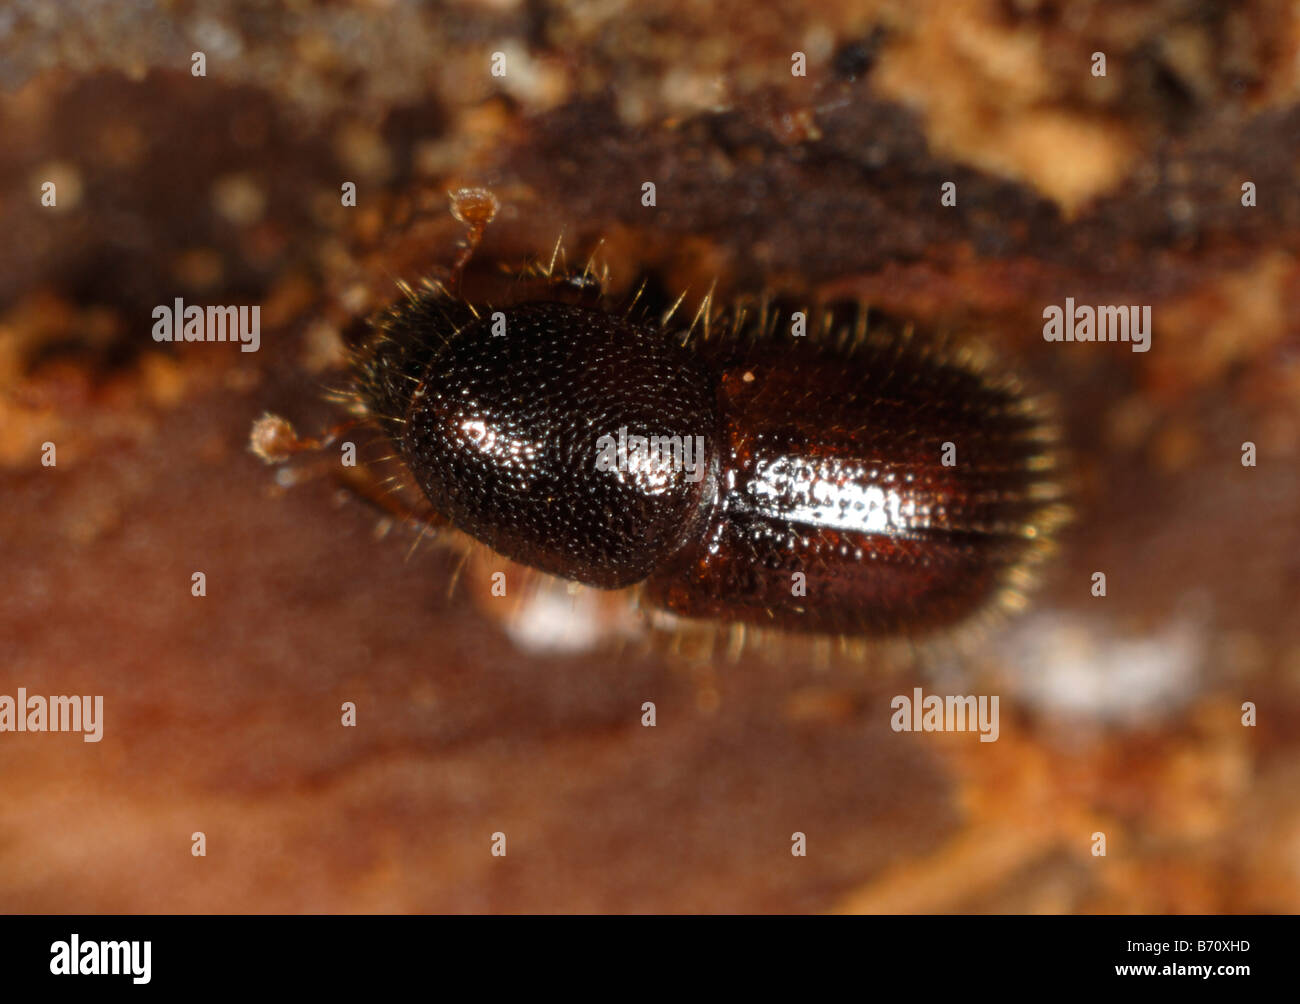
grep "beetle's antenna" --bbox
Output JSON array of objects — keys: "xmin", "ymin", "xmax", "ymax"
[
  {"xmin": 249, "ymin": 413, "xmax": 363, "ymax": 464},
  {"xmin": 446, "ymin": 187, "xmax": 500, "ymax": 295}
]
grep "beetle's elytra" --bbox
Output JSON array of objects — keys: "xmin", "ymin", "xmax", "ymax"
[{"xmin": 338, "ymin": 195, "xmax": 1068, "ymax": 640}]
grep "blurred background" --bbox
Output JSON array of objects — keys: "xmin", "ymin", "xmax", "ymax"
[{"xmin": 1, "ymin": 0, "xmax": 1298, "ymax": 912}]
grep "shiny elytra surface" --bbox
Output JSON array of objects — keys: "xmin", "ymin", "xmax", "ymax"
[{"xmin": 643, "ymin": 336, "xmax": 1055, "ymax": 635}]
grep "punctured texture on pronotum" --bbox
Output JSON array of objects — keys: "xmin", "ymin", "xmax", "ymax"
[{"xmin": 352, "ymin": 269, "xmax": 1067, "ymax": 639}]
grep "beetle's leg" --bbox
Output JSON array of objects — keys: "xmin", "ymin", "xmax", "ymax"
[{"xmin": 503, "ymin": 233, "xmax": 610, "ymax": 304}]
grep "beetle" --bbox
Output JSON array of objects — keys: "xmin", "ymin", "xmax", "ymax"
[{"xmin": 254, "ymin": 188, "xmax": 1068, "ymax": 641}]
